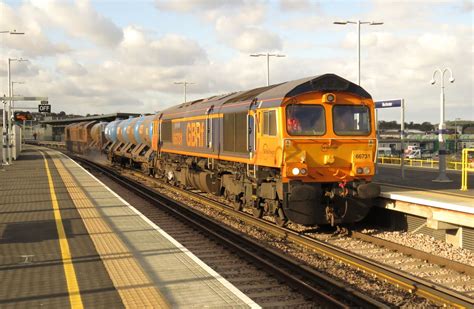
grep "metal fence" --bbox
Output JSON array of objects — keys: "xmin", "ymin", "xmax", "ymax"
[
  {"xmin": 377, "ymin": 157, "xmax": 464, "ymax": 171},
  {"xmin": 461, "ymin": 148, "xmax": 474, "ymax": 190}
]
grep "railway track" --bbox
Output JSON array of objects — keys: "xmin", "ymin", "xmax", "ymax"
[
  {"xmin": 72, "ymin": 154, "xmax": 386, "ymax": 308},
  {"xmin": 109, "ymin": 164, "xmax": 473, "ymax": 308}
]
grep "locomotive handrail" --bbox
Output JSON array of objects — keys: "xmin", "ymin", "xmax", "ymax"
[{"xmin": 461, "ymin": 148, "xmax": 474, "ymax": 190}]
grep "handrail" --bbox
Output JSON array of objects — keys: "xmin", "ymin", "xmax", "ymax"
[
  {"xmin": 461, "ymin": 148, "xmax": 474, "ymax": 191},
  {"xmin": 377, "ymin": 156, "xmax": 463, "ymax": 171}
]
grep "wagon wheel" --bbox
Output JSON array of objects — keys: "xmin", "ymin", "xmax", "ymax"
[
  {"xmin": 275, "ymin": 207, "xmax": 287, "ymax": 227},
  {"xmin": 141, "ymin": 163, "xmax": 149, "ymax": 175},
  {"xmin": 252, "ymin": 207, "xmax": 263, "ymax": 218},
  {"xmin": 233, "ymin": 194, "xmax": 243, "ymax": 211},
  {"xmin": 233, "ymin": 200, "xmax": 243, "ymax": 211}
]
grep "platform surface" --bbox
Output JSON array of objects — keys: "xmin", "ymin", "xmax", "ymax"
[
  {"xmin": 375, "ymin": 165, "xmax": 473, "ymax": 212},
  {"xmin": 0, "ymin": 145, "xmax": 258, "ymax": 308}
]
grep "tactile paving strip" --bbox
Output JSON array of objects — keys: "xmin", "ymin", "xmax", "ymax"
[{"xmin": 51, "ymin": 156, "xmax": 169, "ymax": 308}]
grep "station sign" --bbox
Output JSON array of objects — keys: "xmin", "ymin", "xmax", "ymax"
[
  {"xmin": 38, "ymin": 101, "xmax": 51, "ymax": 113},
  {"xmin": 375, "ymin": 99, "xmax": 402, "ymax": 109}
]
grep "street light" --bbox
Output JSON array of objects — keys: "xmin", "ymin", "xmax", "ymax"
[
  {"xmin": 250, "ymin": 53, "xmax": 286, "ymax": 86},
  {"xmin": 333, "ymin": 20, "xmax": 383, "ymax": 85},
  {"xmin": 1, "ymin": 30, "xmax": 25, "ymax": 166},
  {"xmin": 431, "ymin": 68, "xmax": 455, "ymax": 182},
  {"xmin": 7, "ymin": 58, "xmax": 28, "ymax": 164},
  {"xmin": 0, "ymin": 30, "xmax": 25, "ymax": 35},
  {"xmin": 174, "ymin": 81, "xmax": 195, "ymax": 103}
]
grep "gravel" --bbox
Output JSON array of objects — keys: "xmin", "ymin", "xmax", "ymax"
[
  {"xmin": 117, "ymin": 167, "xmax": 441, "ymax": 307},
  {"xmin": 365, "ymin": 229, "xmax": 474, "ymax": 267}
]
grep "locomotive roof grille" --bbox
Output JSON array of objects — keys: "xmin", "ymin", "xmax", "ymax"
[
  {"xmin": 286, "ymin": 74, "xmax": 371, "ymax": 99},
  {"xmin": 223, "ymin": 84, "xmax": 282, "ymax": 104}
]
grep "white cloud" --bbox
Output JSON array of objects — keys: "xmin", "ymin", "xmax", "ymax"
[
  {"xmin": 212, "ymin": 3, "xmax": 283, "ymax": 52},
  {"xmin": 119, "ymin": 27, "xmax": 208, "ymax": 66},
  {"xmin": 56, "ymin": 56, "xmax": 87, "ymax": 76},
  {"xmin": 0, "ymin": 2, "xmax": 71, "ymax": 57},
  {"xmin": 279, "ymin": 0, "xmax": 316, "ymax": 11},
  {"xmin": 156, "ymin": 1, "xmax": 282, "ymax": 53},
  {"xmin": 0, "ymin": 0, "xmax": 471, "ymax": 123},
  {"xmin": 29, "ymin": 0, "xmax": 123, "ymax": 47},
  {"xmin": 155, "ymin": 0, "xmax": 244, "ymax": 12}
]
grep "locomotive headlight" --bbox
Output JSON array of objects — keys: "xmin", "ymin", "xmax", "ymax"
[
  {"xmin": 356, "ymin": 167, "xmax": 363, "ymax": 174},
  {"xmin": 363, "ymin": 167, "xmax": 371, "ymax": 175},
  {"xmin": 326, "ymin": 94, "xmax": 335, "ymax": 102},
  {"xmin": 300, "ymin": 168, "xmax": 307, "ymax": 175},
  {"xmin": 292, "ymin": 167, "xmax": 301, "ymax": 176}
]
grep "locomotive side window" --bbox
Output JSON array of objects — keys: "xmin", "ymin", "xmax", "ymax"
[
  {"xmin": 333, "ymin": 105, "xmax": 370, "ymax": 135},
  {"xmin": 286, "ymin": 104, "xmax": 325, "ymax": 136},
  {"xmin": 263, "ymin": 110, "xmax": 277, "ymax": 136},
  {"xmin": 161, "ymin": 120, "xmax": 172, "ymax": 142}
]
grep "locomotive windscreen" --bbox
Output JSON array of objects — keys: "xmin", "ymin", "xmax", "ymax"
[{"xmin": 333, "ymin": 105, "xmax": 370, "ymax": 135}]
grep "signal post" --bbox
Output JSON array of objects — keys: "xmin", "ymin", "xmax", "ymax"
[{"xmin": 1, "ymin": 96, "xmax": 49, "ymax": 165}]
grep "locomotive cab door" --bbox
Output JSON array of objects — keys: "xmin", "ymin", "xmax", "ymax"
[
  {"xmin": 248, "ymin": 112, "xmax": 255, "ymax": 159},
  {"xmin": 206, "ymin": 105, "xmax": 214, "ymax": 151}
]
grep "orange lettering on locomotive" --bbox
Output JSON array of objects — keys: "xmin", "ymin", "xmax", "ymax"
[{"xmin": 186, "ymin": 121, "xmax": 205, "ymax": 147}]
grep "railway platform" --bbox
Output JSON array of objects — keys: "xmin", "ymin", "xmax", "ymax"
[
  {"xmin": 373, "ymin": 165, "xmax": 474, "ymax": 250},
  {"xmin": 0, "ymin": 145, "xmax": 258, "ymax": 308}
]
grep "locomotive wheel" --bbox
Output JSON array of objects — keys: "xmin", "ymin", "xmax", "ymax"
[
  {"xmin": 252, "ymin": 207, "xmax": 263, "ymax": 218},
  {"xmin": 275, "ymin": 208, "xmax": 287, "ymax": 227}
]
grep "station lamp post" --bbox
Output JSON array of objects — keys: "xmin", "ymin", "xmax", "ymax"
[
  {"xmin": 430, "ymin": 68, "xmax": 455, "ymax": 182},
  {"xmin": 174, "ymin": 81, "xmax": 195, "ymax": 103},
  {"xmin": 1, "ymin": 29, "xmax": 25, "ymax": 166},
  {"xmin": 250, "ymin": 53, "xmax": 286, "ymax": 86},
  {"xmin": 7, "ymin": 58, "xmax": 28, "ymax": 164},
  {"xmin": 333, "ymin": 20, "xmax": 383, "ymax": 85}
]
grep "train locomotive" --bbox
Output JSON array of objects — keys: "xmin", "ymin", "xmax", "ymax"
[{"xmin": 66, "ymin": 73, "xmax": 380, "ymax": 226}]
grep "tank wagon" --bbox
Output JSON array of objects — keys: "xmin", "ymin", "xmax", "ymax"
[
  {"xmin": 67, "ymin": 73, "xmax": 381, "ymax": 226},
  {"xmin": 102, "ymin": 115, "xmax": 156, "ymax": 170}
]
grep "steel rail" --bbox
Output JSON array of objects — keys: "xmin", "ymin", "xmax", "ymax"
[
  {"xmin": 351, "ymin": 231, "xmax": 474, "ymax": 277},
  {"xmin": 120, "ymin": 169, "xmax": 473, "ymax": 308},
  {"xmin": 72, "ymin": 155, "xmax": 386, "ymax": 308}
]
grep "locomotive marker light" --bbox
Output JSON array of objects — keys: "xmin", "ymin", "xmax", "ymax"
[
  {"xmin": 323, "ymin": 93, "xmax": 336, "ymax": 103},
  {"xmin": 374, "ymin": 98, "xmax": 405, "ymax": 179},
  {"xmin": 431, "ymin": 68, "xmax": 455, "ymax": 183}
]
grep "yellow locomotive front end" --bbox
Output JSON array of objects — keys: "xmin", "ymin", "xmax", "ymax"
[{"xmin": 280, "ymin": 91, "xmax": 380, "ymax": 225}]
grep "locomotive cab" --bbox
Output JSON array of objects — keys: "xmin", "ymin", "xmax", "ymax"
[{"xmin": 280, "ymin": 92, "xmax": 380, "ymax": 225}]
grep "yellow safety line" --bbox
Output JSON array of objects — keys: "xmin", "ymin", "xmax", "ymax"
[
  {"xmin": 49, "ymin": 152, "xmax": 169, "ymax": 308},
  {"xmin": 40, "ymin": 151, "xmax": 84, "ymax": 309}
]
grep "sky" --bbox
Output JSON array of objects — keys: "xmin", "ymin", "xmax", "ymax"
[{"xmin": 0, "ymin": 0, "xmax": 472, "ymax": 123}]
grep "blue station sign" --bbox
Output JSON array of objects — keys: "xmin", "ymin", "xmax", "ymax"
[{"xmin": 375, "ymin": 99, "xmax": 402, "ymax": 109}]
